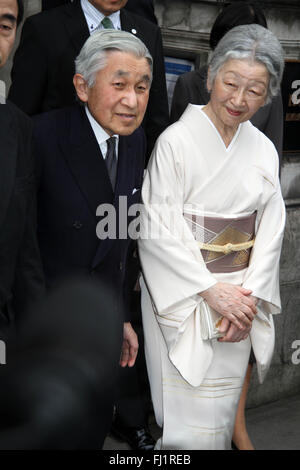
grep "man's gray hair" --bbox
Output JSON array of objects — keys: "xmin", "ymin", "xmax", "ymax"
[
  {"xmin": 208, "ymin": 24, "xmax": 285, "ymax": 103},
  {"xmin": 75, "ymin": 29, "xmax": 153, "ymax": 87}
]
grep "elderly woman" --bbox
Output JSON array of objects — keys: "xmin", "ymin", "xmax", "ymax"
[
  {"xmin": 170, "ymin": 2, "xmax": 284, "ymax": 165},
  {"xmin": 138, "ymin": 24, "xmax": 285, "ymax": 450}
]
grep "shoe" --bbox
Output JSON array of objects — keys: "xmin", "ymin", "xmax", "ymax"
[
  {"xmin": 231, "ymin": 440, "xmax": 239, "ymax": 450},
  {"xmin": 111, "ymin": 424, "xmax": 155, "ymax": 450},
  {"xmin": 231, "ymin": 439, "xmax": 255, "ymax": 450}
]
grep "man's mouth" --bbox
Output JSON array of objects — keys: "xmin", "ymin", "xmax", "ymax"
[{"xmin": 117, "ymin": 113, "xmax": 136, "ymax": 120}]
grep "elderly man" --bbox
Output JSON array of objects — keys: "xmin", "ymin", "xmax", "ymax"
[
  {"xmin": 0, "ymin": 0, "xmax": 44, "ymax": 349},
  {"xmin": 33, "ymin": 28, "xmax": 152, "ymax": 448},
  {"xmin": 8, "ymin": 0, "xmax": 168, "ymax": 160}
]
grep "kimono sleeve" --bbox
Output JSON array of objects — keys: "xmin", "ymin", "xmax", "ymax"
[
  {"xmin": 243, "ymin": 170, "xmax": 285, "ymax": 313},
  {"xmin": 242, "ymin": 151, "xmax": 286, "ymax": 383}
]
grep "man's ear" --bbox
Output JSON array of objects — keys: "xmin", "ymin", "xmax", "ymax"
[{"xmin": 73, "ymin": 74, "xmax": 89, "ymax": 103}]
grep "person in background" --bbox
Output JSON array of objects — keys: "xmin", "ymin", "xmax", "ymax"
[
  {"xmin": 125, "ymin": 0, "xmax": 157, "ymax": 24},
  {"xmin": 170, "ymin": 2, "xmax": 284, "ymax": 168},
  {"xmin": 9, "ymin": 0, "xmax": 168, "ymax": 160},
  {"xmin": 41, "ymin": 0, "xmax": 67, "ymax": 9},
  {"xmin": 0, "ymin": 0, "xmax": 44, "ymax": 351},
  {"xmin": 42, "ymin": 0, "xmax": 158, "ymax": 24},
  {"xmin": 33, "ymin": 29, "xmax": 154, "ymax": 450},
  {"xmin": 139, "ymin": 24, "xmax": 285, "ymax": 450}
]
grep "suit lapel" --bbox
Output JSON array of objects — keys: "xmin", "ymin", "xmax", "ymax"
[
  {"xmin": 120, "ymin": 9, "xmax": 140, "ymax": 36},
  {"xmin": 60, "ymin": 106, "xmax": 113, "ymax": 219},
  {"xmin": 64, "ymin": 0, "xmax": 90, "ymax": 56},
  {"xmin": 0, "ymin": 105, "xmax": 17, "ymax": 228}
]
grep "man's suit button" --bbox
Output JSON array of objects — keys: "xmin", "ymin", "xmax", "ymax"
[
  {"xmin": 73, "ymin": 220, "xmax": 83, "ymax": 229},
  {"xmin": 119, "ymin": 262, "xmax": 123, "ymax": 271}
]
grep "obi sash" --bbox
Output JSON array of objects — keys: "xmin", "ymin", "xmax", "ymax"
[{"xmin": 184, "ymin": 213, "xmax": 256, "ymax": 273}]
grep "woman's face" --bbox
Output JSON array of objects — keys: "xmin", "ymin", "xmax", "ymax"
[{"xmin": 207, "ymin": 58, "xmax": 269, "ymax": 133}]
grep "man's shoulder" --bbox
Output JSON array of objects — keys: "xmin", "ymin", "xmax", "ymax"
[
  {"xmin": 33, "ymin": 105, "xmax": 80, "ymax": 131},
  {"xmin": 24, "ymin": 1, "xmax": 79, "ymax": 29},
  {"xmin": 121, "ymin": 8, "xmax": 159, "ymax": 33},
  {"xmin": 3, "ymin": 100, "xmax": 32, "ymax": 132},
  {"xmin": 179, "ymin": 67, "xmax": 207, "ymax": 85}
]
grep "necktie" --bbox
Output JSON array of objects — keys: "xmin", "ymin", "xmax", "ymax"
[
  {"xmin": 101, "ymin": 16, "xmax": 114, "ymax": 29},
  {"xmin": 105, "ymin": 137, "xmax": 117, "ymax": 190}
]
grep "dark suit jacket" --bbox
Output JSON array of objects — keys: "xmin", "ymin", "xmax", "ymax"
[
  {"xmin": 42, "ymin": 0, "xmax": 67, "ymax": 9},
  {"xmin": 125, "ymin": 0, "xmax": 157, "ymax": 24},
  {"xmin": 0, "ymin": 102, "xmax": 44, "ymax": 344},
  {"xmin": 42, "ymin": 0, "xmax": 158, "ymax": 24},
  {"xmin": 170, "ymin": 66, "xmax": 284, "ymax": 164},
  {"xmin": 34, "ymin": 105, "xmax": 145, "ymax": 322},
  {"xmin": 9, "ymin": 0, "xmax": 169, "ymax": 158}
]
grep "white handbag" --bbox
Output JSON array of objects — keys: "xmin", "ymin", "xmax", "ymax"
[{"xmin": 200, "ymin": 301, "xmax": 225, "ymax": 340}]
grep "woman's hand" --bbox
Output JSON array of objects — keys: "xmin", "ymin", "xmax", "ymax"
[
  {"xmin": 200, "ymin": 282, "xmax": 257, "ymax": 331},
  {"xmin": 218, "ymin": 317, "xmax": 251, "ymax": 342}
]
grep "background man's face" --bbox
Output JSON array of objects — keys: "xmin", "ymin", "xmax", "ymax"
[
  {"xmin": 75, "ymin": 51, "xmax": 151, "ymax": 136},
  {"xmin": 0, "ymin": 0, "xmax": 17, "ymax": 68},
  {"xmin": 88, "ymin": 0, "xmax": 128, "ymax": 16}
]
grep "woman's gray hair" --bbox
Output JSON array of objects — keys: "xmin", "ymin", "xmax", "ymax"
[
  {"xmin": 208, "ymin": 24, "xmax": 285, "ymax": 103},
  {"xmin": 75, "ymin": 29, "xmax": 153, "ymax": 87}
]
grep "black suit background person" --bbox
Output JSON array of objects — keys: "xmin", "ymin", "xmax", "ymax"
[
  {"xmin": 124, "ymin": 0, "xmax": 157, "ymax": 24},
  {"xmin": 0, "ymin": 0, "xmax": 44, "ymax": 350},
  {"xmin": 42, "ymin": 0, "xmax": 158, "ymax": 24},
  {"xmin": 42, "ymin": 0, "xmax": 67, "ymax": 9},
  {"xmin": 9, "ymin": 0, "xmax": 169, "ymax": 159},
  {"xmin": 33, "ymin": 28, "xmax": 153, "ymax": 448}
]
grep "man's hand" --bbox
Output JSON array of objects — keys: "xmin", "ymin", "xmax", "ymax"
[
  {"xmin": 119, "ymin": 322, "xmax": 139, "ymax": 368},
  {"xmin": 200, "ymin": 282, "xmax": 257, "ymax": 331}
]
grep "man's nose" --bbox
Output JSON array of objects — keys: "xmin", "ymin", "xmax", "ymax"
[{"xmin": 122, "ymin": 88, "xmax": 138, "ymax": 108}]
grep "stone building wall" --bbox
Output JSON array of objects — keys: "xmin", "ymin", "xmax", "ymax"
[{"xmin": 155, "ymin": 0, "xmax": 300, "ymax": 60}]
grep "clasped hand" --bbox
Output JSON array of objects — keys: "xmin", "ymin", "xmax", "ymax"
[{"xmin": 201, "ymin": 282, "xmax": 258, "ymax": 343}]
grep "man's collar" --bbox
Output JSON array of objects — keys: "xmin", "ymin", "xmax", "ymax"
[
  {"xmin": 0, "ymin": 80, "xmax": 6, "ymax": 104},
  {"xmin": 85, "ymin": 105, "xmax": 119, "ymax": 149},
  {"xmin": 80, "ymin": 0, "xmax": 121, "ymax": 33}
]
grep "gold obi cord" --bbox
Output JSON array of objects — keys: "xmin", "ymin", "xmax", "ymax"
[{"xmin": 184, "ymin": 212, "xmax": 256, "ymax": 273}]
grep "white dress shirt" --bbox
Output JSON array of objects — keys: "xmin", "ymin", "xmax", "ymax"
[
  {"xmin": 85, "ymin": 105, "xmax": 119, "ymax": 161},
  {"xmin": 80, "ymin": 0, "xmax": 121, "ymax": 34}
]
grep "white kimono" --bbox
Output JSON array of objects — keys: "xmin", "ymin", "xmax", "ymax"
[{"xmin": 138, "ymin": 105, "xmax": 286, "ymax": 450}]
